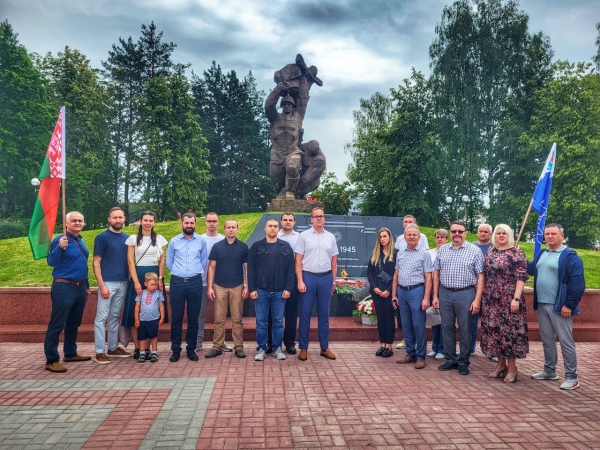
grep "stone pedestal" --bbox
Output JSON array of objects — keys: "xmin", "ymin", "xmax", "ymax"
[{"xmin": 266, "ymin": 198, "xmax": 323, "ymax": 213}]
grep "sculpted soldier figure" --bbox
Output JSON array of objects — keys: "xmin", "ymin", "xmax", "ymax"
[{"xmin": 265, "ymin": 54, "xmax": 325, "ymax": 199}]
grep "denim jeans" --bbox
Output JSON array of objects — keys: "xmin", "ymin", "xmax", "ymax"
[
  {"xmin": 44, "ymin": 282, "xmax": 87, "ymax": 363},
  {"xmin": 398, "ymin": 285, "xmax": 427, "ymax": 360},
  {"xmin": 298, "ymin": 272, "xmax": 332, "ymax": 350},
  {"xmin": 94, "ymin": 280, "xmax": 127, "ymax": 354},
  {"xmin": 255, "ymin": 289, "xmax": 285, "ymax": 351}
]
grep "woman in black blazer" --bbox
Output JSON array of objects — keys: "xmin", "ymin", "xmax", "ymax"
[{"xmin": 367, "ymin": 227, "xmax": 398, "ymax": 357}]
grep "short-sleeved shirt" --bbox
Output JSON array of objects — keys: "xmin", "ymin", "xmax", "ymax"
[
  {"xmin": 434, "ymin": 241, "xmax": 484, "ymax": 289},
  {"xmin": 295, "ymin": 227, "xmax": 339, "ymax": 273},
  {"xmin": 201, "ymin": 233, "xmax": 225, "ymax": 284},
  {"xmin": 395, "ymin": 233, "xmax": 429, "ymax": 252},
  {"xmin": 94, "ymin": 229, "xmax": 129, "ymax": 281},
  {"xmin": 135, "ymin": 289, "xmax": 164, "ymax": 321},
  {"xmin": 277, "ymin": 230, "xmax": 299, "ymax": 251},
  {"xmin": 536, "ymin": 245, "xmax": 566, "ymax": 304},
  {"xmin": 209, "ymin": 238, "xmax": 249, "ymax": 288},
  {"xmin": 125, "ymin": 235, "xmax": 168, "ymax": 266},
  {"xmin": 395, "ymin": 246, "xmax": 433, "ymax": 286}
]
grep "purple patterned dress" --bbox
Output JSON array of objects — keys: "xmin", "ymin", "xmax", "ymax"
[{"xmin": 480, "ymin": 246, "xmax": 529, "ymax": 359}]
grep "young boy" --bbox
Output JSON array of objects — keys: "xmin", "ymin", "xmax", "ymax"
[{"xmin": 134, "ymin": 272, "xmax": 165, "ymax": 362}]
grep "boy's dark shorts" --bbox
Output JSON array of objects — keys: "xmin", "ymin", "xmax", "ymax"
[{"xmin": 138, "ymin": 319, "xmax": 159, "ymax": 340}]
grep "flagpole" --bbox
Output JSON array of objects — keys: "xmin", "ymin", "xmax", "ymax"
[
  {"xmin": 61, "ymin": 180, "xmax": 66, "ymax": 236},
  {"xmin": 515, "ymin": 198, "xmax": 534, "ymax": 247},
  {"xmin": 61, "ymin": 106, "xmax": 66, "ymax": 237}
]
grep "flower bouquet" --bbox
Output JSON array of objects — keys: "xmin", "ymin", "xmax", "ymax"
[{"xmin": 352, "ymin": 297, "xmax": 377, "ymax": 325}]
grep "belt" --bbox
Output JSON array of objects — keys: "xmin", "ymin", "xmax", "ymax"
[
  {"xmin": 303, "ymin": 270, "xmax": 332, "ymax": 277},
  {"xmin": 172, "ymin": 274, "xmax": 202, "ymax": 283},
  {"xmin": 54, "ymin": 278, "xmax": 87, "ymax": 286},
  {"xmin": 399, "ymin": 283, "xmax": 424, "ymax": 291},
  {"xmin": 442, "ymin": 285, "xmax": 474, "ymax": 292}
]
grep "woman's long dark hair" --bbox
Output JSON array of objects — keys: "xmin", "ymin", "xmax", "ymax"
[{"xmin": 136, "ymin": 211, "xmax": 157, "ymax": 247}]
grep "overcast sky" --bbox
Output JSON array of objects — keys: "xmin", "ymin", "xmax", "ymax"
[{"xmin": 3, "ymin": 0, "xmax": 599, "ymax": 182}]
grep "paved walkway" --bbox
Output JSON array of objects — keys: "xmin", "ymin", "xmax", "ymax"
[{"xmin": 1, "ymin": 341, "xmax": 599, "ymax": 449}]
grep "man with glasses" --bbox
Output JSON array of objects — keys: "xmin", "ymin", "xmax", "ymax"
[
  {"xmin": 197, "ymin": 213, "xmax": 232, "ymax": 352},
  {"xmin": 471, "ymin": 223, "xmax": 493, "ymax": 357},
  {"xmin": 432, "ymin": 221, "xmax": 484, "ymax": 375},
  {"xmin": 295, "ymin": 207, "xmax": 339, "ymax": 361}
]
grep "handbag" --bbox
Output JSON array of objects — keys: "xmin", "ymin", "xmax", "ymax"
[{"xmin": 376, "ymin": 256, "xmax": 392, "ymax": 290}]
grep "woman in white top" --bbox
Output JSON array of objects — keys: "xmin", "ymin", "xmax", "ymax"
[
  {"xmin": 427, "ymin": 228, "xmax": 448, "ymax": 359},
  {"xmin": 122, "ymin": 211, "xmax": 168, "ymax": 359}
]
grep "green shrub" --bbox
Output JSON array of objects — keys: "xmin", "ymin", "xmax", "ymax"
[{"xmin": 0, "ymin": 221, "xmax": 27, "ymax": 239}]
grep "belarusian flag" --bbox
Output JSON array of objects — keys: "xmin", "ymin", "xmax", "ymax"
[{"xmin": 28, "ymin": 107, "xmax": 66, "ymax": 260}]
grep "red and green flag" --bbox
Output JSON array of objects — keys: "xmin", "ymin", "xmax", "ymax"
[{"xmin": 28, "ymin": 106, "xmax": 66, "ymax": 260}]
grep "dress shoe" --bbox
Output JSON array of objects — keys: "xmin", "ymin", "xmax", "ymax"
[
  {"xmin": 382, "ymin": 348, "xmax": 393, "ymax": 358},
  {"xmin": 45, "ymin": 362, "xmax": 67, "ymax": 373},
  {"xmin": 169, "ymin": 353, "xmax": 180, "ymax": 362},
  {"xmin": 187, "ymin": 352, "xmax": 199, "ymax": 361},
  {"xmin": 286, "ymin": 346, "xmax": 297, "ymax": 355},
  {"xmin": 397, "ymin": 355, "xmax": 416, "ymax": 364},
  {"xmin": 298, "ymin": 349, "xmax": 308, "ymax": 361},
  {"xmin": 458, "ymin": 363, "xmax": 470, "ymax": 375},
  {"xmin": 63, "ymin": 354, "xmax": 91, "ymax": 362},
  {"xmin": 375, "ymin": 347, "xmax": 385, "ymax": 357},
  {"xmin": 205, "ymin": 349, "xmax": 222, "ymax": 358},
  {"xmin": 320, "ymin": 349, "xmax": 336, "ymax": 360},
  {"xmin": 415, "ymin": 359, "xmax": 426, "ymax": 369},
  {"xmin": 438, "ymin": 361, "xmax": 459, "ymax": 371}
]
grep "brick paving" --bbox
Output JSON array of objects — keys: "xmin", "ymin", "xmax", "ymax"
[{"xmin": 1, "ymin": 341, "xmax": 600, "ymax": 449}]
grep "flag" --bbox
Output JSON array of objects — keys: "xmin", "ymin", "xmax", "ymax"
[
  {"xmin": 28, "ymin": 107, "xmax": 66, "ymax": 260},
  {"xmin": 531, "ymin": 142, "xmax": 556, "ymax": 258}
]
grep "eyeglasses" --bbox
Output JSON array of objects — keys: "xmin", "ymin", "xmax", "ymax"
[
  {"xmin": 206, "ymin": 220, "xmax": 217, "ymax": 223},
  {"xmin": 312, "ymin": 215, "xmax": 324, "ymax": 219},
  {"xmin": 450, "ymin": 230, "xmax": 466, "ymax": 235}
]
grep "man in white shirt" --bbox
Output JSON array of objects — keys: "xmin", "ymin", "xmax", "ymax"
[{"xmin": 277, "ymin": 212, "xmax": 300, "ymax": 354}]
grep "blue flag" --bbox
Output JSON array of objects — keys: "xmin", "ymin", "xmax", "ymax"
[{"xmin": 531, "ymin": 143, "xmax": 556, "ymax": 257}]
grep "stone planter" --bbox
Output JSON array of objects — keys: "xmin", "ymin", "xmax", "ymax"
[{"xmin": 361, "ymin": 315, "xmax": 377, "ymax": 326}]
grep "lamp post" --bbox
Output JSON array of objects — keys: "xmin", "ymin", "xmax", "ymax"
[
  {"xmin": 445, "ymin": 195, "xmax": 470, "ymax": 222},
  {"xmin": 31, "ymin": 178, "xmax": 41, "ymax": 194}
]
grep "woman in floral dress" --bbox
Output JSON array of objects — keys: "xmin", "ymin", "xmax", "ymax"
[{"xmin": 480, "ymin": 224, "xmax": 528, "ymax": 383}]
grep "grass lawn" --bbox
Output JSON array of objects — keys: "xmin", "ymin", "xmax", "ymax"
[{"xmin": 1, "ymin": 213, "xmax": 599, "ymax": 288}]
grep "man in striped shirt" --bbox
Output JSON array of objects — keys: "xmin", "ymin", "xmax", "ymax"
[{"xmin": 432, "ymin": 221, "xmax": 484, "ymax": 375}]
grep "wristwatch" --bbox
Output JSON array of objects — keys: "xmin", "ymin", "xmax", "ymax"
[{"xmin": 158, "ymin": 277, "xmax": 164, "ymax": 280}]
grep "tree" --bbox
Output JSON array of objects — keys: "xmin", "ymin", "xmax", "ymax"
[
  {"xmin": 519, "ymin": 61, "xmax": 600, "ymax": 248},
  {"xmin": 0, "ymin": 20, "xmax": 54, "ymax": 221},
  {"xmin": 40, "ymin": 47, "xmax": 114, "ymax": 228},
  {"xmin": 594, "ymin": 22, "xmax": 600, "ymax": 72},
  {"xmin": 311, "ymin": 172, "xmax": 353, "ymax": 215}
]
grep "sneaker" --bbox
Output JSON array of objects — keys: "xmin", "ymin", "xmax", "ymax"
[
  {"xmin": 531, "ymin": 371, "xmax": 559, "ymax": 380},
  {"xmin": 137, "ymin": 354, "xmax": 146, "ymax": 363},
  {"xmin": 235, "ymin": 349, "xmax": 246, "ymax": 358},
  {"xmin": 255, "ymin": 349, "xmax": 266, "ymax": 361},
  {"xmin": 396, "ymin": 340, "xmax": 406, "ymax": 349},
  {"xmin": 220, "ymin": 342, "xmax": 233, "ymax": 352},
  {"xmin": 150, "ymin": 353, "xmax": 159, "ymax": 363},
  {"xmin": 107, "ymin": 347, "xmax": 130, "ymax": 358},
  {"xmin": 145, "ymin": 349, "xmax": 151, "ymax": 360},
  {"xmin": 196, "ymin": 342, "xmax": 203, "ymax": 350},
  {"xmin": 427, "ymin": 351, "xmax": 437, "ymax": 358},
  {"xmin": 560, "ymin": 378, "xmax": 580, "ymax": 390},
  {"xmin": 205, "ymin": 349, "xmax": 222, "ymax": 358},
  {"xmin": 133, "ymin": 348, "xmax": 140, "ymax": 360},
  {"xmin": 274, "ymin": 348, "xmax": 286, "ymax": 360},
  {"xmin": 93, "ymin": 353, "xmax": 110, "ymax": 365},
  {"xmin": 435, "ymin": 353, "xmax": 445, "ymax": 359}
]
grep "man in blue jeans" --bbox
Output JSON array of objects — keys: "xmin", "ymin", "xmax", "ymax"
[
  {"xmin": 392, "ymin": 224, "xmax": 432, "ymax": 369},
  {"xmin": 248, "ymin": 219, "xmax": 295, "ymax": 361},
  {"xmin": 295, "ymin": 207, "xmax": 339, "ymax": 361},
  {"xmin": 44, "ymin": 211, "xmax": 92, "ymax": 373}
]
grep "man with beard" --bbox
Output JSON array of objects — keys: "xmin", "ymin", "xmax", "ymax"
[
  {"xmin": 166, "ymin": 212, "xmax": 208, "ymax": 362},
  {"xmin": 92, "ymin": 207, "xmax": 130, "ymax": 364}
]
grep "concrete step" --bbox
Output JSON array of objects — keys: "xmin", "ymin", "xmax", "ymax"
[{"xmin": 2, "ymin": 317, "xmax": 600, "ymax": 343}]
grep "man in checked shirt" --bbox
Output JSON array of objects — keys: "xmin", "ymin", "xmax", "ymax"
[{"xmin": 432, "ymin": 221, "xmax": 484, "ymax": 375}]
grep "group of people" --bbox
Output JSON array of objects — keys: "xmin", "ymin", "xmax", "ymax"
[
  {"xmin": 367, "ymin": 215, "xmax": 585, "ymax": 390},
  {"xmin": 43, "ymin": 209, "xmax": 585, "ymax": 390}
]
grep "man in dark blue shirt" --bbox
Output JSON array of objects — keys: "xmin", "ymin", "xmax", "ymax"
[
  {"xmin": 44, "ymin": 211, "xmax": 91, "ymax": 373},
  {"xmin": 92, "ymin": 207, "xmax": 130, "ymax": 364}
]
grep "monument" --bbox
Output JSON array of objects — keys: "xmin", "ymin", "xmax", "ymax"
[{"xmin": 265, "ymin": 54, "xmax": 325, "ymax": 213}]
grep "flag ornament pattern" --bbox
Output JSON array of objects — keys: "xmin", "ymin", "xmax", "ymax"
[
  {"xmin": 28, "ymin": 107, "xmax": 66, "ymax": 260},
  {"xmin": 531, "ymin": 142, "xmax": 556, "ymax": 258}
]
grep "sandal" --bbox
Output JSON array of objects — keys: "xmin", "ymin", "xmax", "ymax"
[
  {"xmin": 504, "ymin": 370, "xmax": 518, "ymax": 383},
  {"xmin": 489, "ymin": 365, "xmax": 508, "ymax": 378}
]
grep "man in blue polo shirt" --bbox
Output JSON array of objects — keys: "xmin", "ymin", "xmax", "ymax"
[
  {"xmin": 166, "ymin": 212, "xmax": 208, "ymax": 362},
  {"xmin": 44, "ymin": 211, "xmax": 92, "ymax": 373},
  {"xmin": 92, "ymin": 207, "xmax": 130, "ymax": 364}
]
